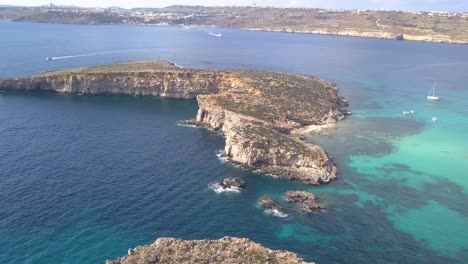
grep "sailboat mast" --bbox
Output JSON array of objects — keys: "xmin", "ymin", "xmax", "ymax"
[{"xmin": 429, "ymin": 81, "xmax": 436, "ymax": 96}]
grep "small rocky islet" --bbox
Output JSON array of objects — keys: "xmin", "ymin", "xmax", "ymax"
[
  {"xmin": 257, "ymin": 195, "xmax": 289, "ymax": 218},
  {"xmin": 285, "ymin": 191, "xmax": 323, "ymax": 213},
  {"xmin": 257, "ymin": 191, "xmax": 323, "ymax": 217},
  {"xmin": 0, "ymin": 60, "xmax": 347, "ymax": 263},
  {"xmin": 219, "ymin": 176, "xmax": 246, "ymax": 189},
  {"xmin": 209, "ymin": 176, "xmax": 247, "ymax": 193}
]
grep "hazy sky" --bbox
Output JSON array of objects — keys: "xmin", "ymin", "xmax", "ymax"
[{"xmin": 1, "ymin": 0, "xmax": 467, "ymax": 12}]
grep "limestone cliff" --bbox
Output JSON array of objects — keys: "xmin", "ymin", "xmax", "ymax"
[
  {"xmin": 106, "ymin": 236, "xmax": 313, "ymax": 264},
  {"xmin": 0, "ymin": 61, "xmax": 348, "ymax": 184}
]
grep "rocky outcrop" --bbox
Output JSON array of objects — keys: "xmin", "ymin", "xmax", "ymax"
[
  {"xmin": 257, "ymin": 196, "xmax": 287, "ymax": 217},
  {"xmin": 0, "ymin": 61, "xmax": 348, "ymax": 184},
  {"xmin": 219, "ymin": 177, "xmax": 246, "ymax": 189},
  {"xmin": 106, "ymin": 236, "xmax": 313, "ymax": 264},
  {"xmin": 285, "ymin": 191, "xmax": 322, "ymax": 213}
]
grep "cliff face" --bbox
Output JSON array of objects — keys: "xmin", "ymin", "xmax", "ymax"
[
  {"xmin": 198, "ymin": 111, "xmax": 337, "ymax": 184},
  {"xmin": 106, "ymin": 236, "xmax": 313, "ymax": 264},
  {"xmin": 0, "ymin": 61, "xmax": 348, "ymax": 184}
]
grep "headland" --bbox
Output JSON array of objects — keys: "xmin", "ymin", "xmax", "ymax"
[{"xmin": 0, "ymin": 60, "xmax": 348, "ymax": 184}]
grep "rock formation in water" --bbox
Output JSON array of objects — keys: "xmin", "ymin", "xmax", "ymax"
[
  {"xmin": 285, "ymin": 191, "xmax": 322, "ymax": 213},
  {"xmin": 219, "ymin": 177, "xmax": 246, "ymax": 189},
  {"xmin": 106, "ymin": 236, "xmax": 313, "ymax": 264},
  {"xmin": 258, "ymin": 195, "xmax": 287, "ymax": 215},
  {"xmin": 0, "ymin": 60, "xmax": 349, "ymax": 185}
]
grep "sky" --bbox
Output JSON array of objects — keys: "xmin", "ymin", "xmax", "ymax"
[{"xmin": 1, "ymin": 0, "xmax": 467, "ymax": 12}]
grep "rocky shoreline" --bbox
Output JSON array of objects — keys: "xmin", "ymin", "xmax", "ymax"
[
  {"xmin": 246, "ymin": 27, "xmax": 468, "ymax": 45},
  {"xmin": 0, "ymin": 60, "xmax": 348, "ymax": 185},
  {"xmin": 106, "ymin": 236, "xmax": 313, "ymax": 264}
]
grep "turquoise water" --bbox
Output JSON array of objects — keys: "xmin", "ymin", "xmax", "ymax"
[{"xmin": 1, "ymin": 22, "xmax": 468, "ymax": 263}]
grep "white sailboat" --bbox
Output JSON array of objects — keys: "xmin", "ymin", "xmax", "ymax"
[{"xmin": 427, "ymin": 81, "xmax": 440, "ymax": 101}]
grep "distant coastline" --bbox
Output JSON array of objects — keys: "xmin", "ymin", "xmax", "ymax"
[{"xmin": 1, "ymin": 5, "xmax": 468, "ymax": 44}]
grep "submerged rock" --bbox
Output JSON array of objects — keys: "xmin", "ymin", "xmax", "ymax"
[
  {"xmin": 106, "ymin": 236, "xmax": 313, "ymax": 264},
  {"xmin": 220, "ymin": 177, "xmax": 246, "ymax": 189},
  {"xmin": 285, "ymin": 191, "xmax": 322, "ymax": 213}
]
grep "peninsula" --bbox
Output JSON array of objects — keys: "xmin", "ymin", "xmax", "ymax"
[
  {"xmin": 2, "ymin": 5, "xmax": 468, "ymax": 44},
  {"xmin": 0, "ymin": 61, "xmax": 348, "ymax": 185}
]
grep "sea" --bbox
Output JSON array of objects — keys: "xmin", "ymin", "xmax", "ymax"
[{"xmin": 1, "ymin": 22, "xmax": 467, "ymax": 264}]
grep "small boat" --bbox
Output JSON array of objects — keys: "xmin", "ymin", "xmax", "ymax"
[
  {"xmin": 45, "ymin": 57, "xmax": 53, "ymax": 61},
  {"xmin": 427, "ymin": 81, "xmax": 440, "ymax": 101},
  {"xmin": 432, "ymin": 117, "xmax": 438, "ymax": 122}
]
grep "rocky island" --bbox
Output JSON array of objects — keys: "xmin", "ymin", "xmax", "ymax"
[
  {"xmin": 0, "ymin": 61, "xmax": 348, "ymax": 185},
  {"xmin": 285, "ymin": 191, "xmax": 323, "ymax": 213},
  {"xmin": 258, "ymin": 195, "xmax": 288, "ymax": 218},
  {"xmin": 106, "ymin": 236, "xmax": 312, "ymax": 264}
]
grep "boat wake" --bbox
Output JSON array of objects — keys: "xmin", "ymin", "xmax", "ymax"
[
  {"xmin": 45, "ymin": 48, "xmax": 153, "ymax": 61},
  {"xmin": 208, "ymin": 32, "xmax": 223, "ymax": 38},
  {"xmin": 183, "ymin": 26, "xmax": 223, "ymax": 38}
]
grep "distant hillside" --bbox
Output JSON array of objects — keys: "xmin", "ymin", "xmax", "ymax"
[{"xmin": 1, "ymin": 5, "xmax": 467, "ymax": 44}]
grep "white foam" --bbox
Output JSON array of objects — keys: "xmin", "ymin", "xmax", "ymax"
[
  {"xmin": 178, "ymin": 123, "xmax": 198, "ymax": 128},
  {"xmin": 215, "ymin": 150, "xmax": 250, "ymax": 170},
  {"xmin": 216, "ymin": 150, "xmax": 227, "ymax": 163},
  {"xmin": 265, "ymin": 209, "xmax": 289, "ymax": 218},
  {"xmin": 208, "ymin": 183, "xmax": 241, "ymax": 194}
]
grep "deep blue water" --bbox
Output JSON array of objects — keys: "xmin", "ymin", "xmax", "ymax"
[{"xmin": 1, "ymin": 22, "xmax": 468, "ymax": 264}]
